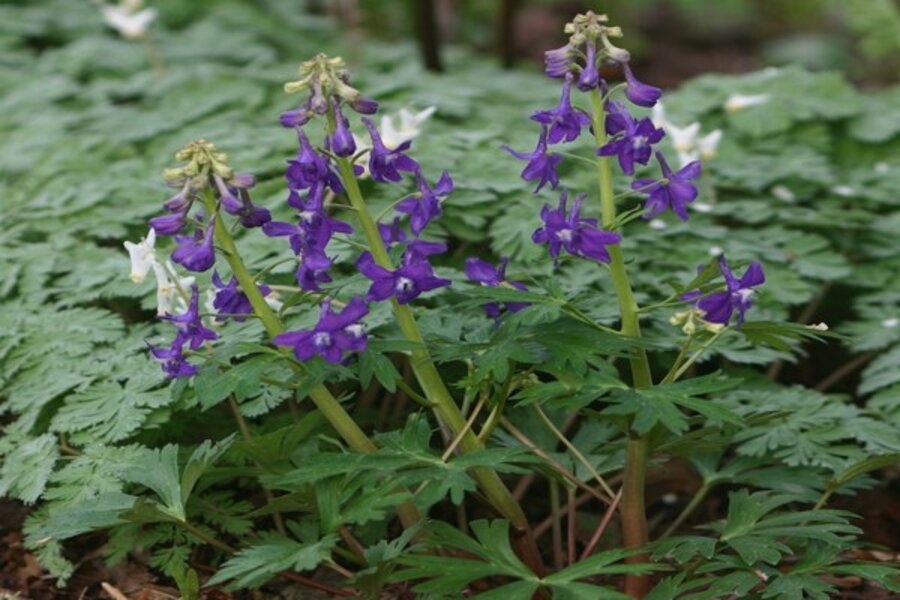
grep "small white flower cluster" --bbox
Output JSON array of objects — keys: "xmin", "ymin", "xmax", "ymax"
[
  {"xmin": 124, "ymin": 229, "xmax": 193, "ymax": 316},
  {"xmin": 353, "ymin": 106, "xmax": 436, "ymax": 176},
  {"xmin": 652, "ymin": 102, "xmax": 722, "ymax": 169},
  {"xmin": 97, "ymin": 0, "xmax": 157, "ymax": 40}
]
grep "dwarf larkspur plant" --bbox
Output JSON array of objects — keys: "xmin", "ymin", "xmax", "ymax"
[{"xmin": 5, "ymin": 5, "xmax": 900, "ymax": 600}]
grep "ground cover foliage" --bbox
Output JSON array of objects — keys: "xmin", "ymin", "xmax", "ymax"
[{"xmin": 2, "ymin": 1, "xmax": 900, "ymax": 598}]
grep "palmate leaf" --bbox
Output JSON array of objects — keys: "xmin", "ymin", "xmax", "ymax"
[
  {"xmin": 397, "ymin": 520, "xmax": 652, "ymax": 598},
  {"xmin": 0, "ymin": 433, "xmax": 59, "ymax": 504},
  {"xmin": 206, "ymin": 532, "xmax": 338, "ymax": 589}
]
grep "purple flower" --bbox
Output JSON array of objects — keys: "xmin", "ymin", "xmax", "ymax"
[
  {"xmin": 148, "ymin": 336, "xmax": 197, "ymax": 379},
  {"xmin": 396, "ymin": 170, "xmax": 452, "ymax": 236},
  {"xmin": 379, "ymin": 216, "xmax": 408, "ymax": 247},
  {"xmin": 465, "ymin": 258, "xmax": 529, "ymax": 319},
  {"xmin": 532, "ymin": 190, "xmax": 622, "ymax": 263},
  {"xmin": 281, "ymin": 98, "xmax": 312, "ymax": 128},
  {"xmin": 161, "ymin": 285, "xmax": 218, "ymax": 350},
  {"xmin": 622, "ymin": 63, "xmax": 662, "ymax": 108},
  {"xmin": 362, "ymin": 117, "xmax": 420, "ymax": 183},
  {"xmin": 211, "ymin": 272, "xmax": 271, "ymax": 321},
  {"xmin": 273, "ymin": 297, "xmax": 369, "ymax": 364},
  {"xmin": 213, "ymin": 175, "xmax": 271, "ymax": 229},
  {"xmin": 597, "ymin": 102, "xmax": 665, "ymax": 175},
  {"xmin": 531, "ymin": 73, "xmax": 591, "ymax": 144},
  {"xmin": 545, "ymin": 43, "xmax": 575, "ymax": 78},
  {"xmin": 150, "ymin": 209, "xmax": 189, "ymax": 236},
  {"xmin": 285, "ymin": 130, "xmax": 344, "ymax": 193},
  {"xmin": 330, "ymin": 98, "xmax": 357, "ymax": 158},
  {"xmin": 503, "ymin": 127, "xmax": 562, "ymax": 194},
  {"xmin": 171, "ymin": 219, "xmax": 216, "ymax": 272},
  {"xmin": 577, "ymin": 41, "xmax": 600, "ymax": 91},
  {"xmin": 350, "ymin": 96, "xmax": 379, "ymax": 115},
  {"xmin": 632, "ymin": 152, "xmax": 702, "ymax": 221},
  {"xmin": 357, "ymin": 250, "xmax": 451, "ymax": 305},
  {"xmin": 695, "ymin": 257, "xmax": 765, "ymax": 325}
]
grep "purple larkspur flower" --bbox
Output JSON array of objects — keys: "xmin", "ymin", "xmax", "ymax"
[
  {"xmin": 147, "ymin": 336, "xmax": 197, "ymax": 379},
  {"xmin": 330, "ymin": 98, "xmax": 356, "ymax": 158},
  {"xmin": 531, "ymin": 73, "xmax": 591, "ymax": 144},
  {"xmin": 350, "ymin": 96, "xmax": 378, "ymax": 115},
  {"xmin": 632, "ymin": 152, "xmax": 702, "ymax": 221},
  {"xmin": 379, "ymin": 216, "xmax": 408, "ymax": 247},
  {"xmin": 273, "ymin": 296, "xmax": 369, "ymax": 364},
  {"xmin": 285, "ymin": 130, "xmax": 344, "ymax": 193},
  {"xmin": 213, "ymin": 174, "xmax": 271, "ymax": 229},
  {"xmin": 503, "ymin": 127, "xmax": 562, "ymax": 194},
  {"xmin": 622, "ymin": 63, "xmax": 662, "ymax": 108},
  {"xmin": 695, "ymin": 256, "xmax": 765, "ymax": 325},
  {"xmin": 150, "ymin": 209, "xmax": 189, "ymax": 236},
  {"xmin": 357, "ymin": 248, "xmax": 451, "ymax": 305},
  {"xmin": 597, "ymin": 102, "xmax": 665, "ymax": 175},
  {"xmin": 396, "ymin": 170, "xmax": 452, "ymax": 236},
  {"xmin": 171, "ymin": 219, "xmax": 216, "ymax": 272},
  {"xmin": 532, "ymin": 190, "xmax": 622, "ymax": 263},
  {"xmin": 545, "ymin": 43, "xmax": 575, "ymax": 78},
  {"xmin": 161, "ymin": 285, "xmax": 218, "ymax": 350},
  {"xmin": 465, "ymin": 257, "xmax": 529, "ymax": 319},
  {"xmin": 577, "ymin": 41, "xmax": 600, "ymax": 91},
  {"xmin": 362, "ymin": 117, "xmax": 420, "ymax": 183},
  {"xmin": 281, "ymin": 98, "xmax": 312, "ymax": 128},
  {"xmin": 211, "ymin": 271, "xmax": 271, "ymax": 321}
]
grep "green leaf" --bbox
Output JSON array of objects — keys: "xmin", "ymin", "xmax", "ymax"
[
  {"xmin": 207, "ymin": 533, "xmax": 338, "ymax": 589},
  {"xmin": 0, "ymin": 433, "xmax": 59, "ymax": 504}
]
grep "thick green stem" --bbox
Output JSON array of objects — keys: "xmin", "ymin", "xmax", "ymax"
[
  {"xmin": 332, "ymin": 145, "xmax": 543, "ymax": 575},
  {"xmin": 202, "ymin": 192, "xmax": 421, "ymax": 528},
  {"xmin": 590, "ymin": 89, "xmax": 653, "ymax": 598}
]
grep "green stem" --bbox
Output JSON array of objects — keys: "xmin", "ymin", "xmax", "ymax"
[
  {"xmin": 201, "ymin": 192, "xmax": 422, "ymax": 529},
  {"xmin": 660, "ymin": 482, "xmax": 711, "ymax": 538},
  {"xmin": 329, "ymin": 123, "xmax": 543, "ymax": 574},
  {"xmin": 589, "ymin": 88, "xmax": 653, "ymax": 598}
]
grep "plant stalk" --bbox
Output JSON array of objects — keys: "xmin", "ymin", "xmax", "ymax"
[
  {"xmin": 590, "ymin": 88, "xmax": 654, "ymax": 598},
  {"xmin": 331, "ymin": 141, "xmax": 542, "ymax": 575},
  {"xmin": 203, "ymin": 192, "xmax": 422, "ymax": 529}
]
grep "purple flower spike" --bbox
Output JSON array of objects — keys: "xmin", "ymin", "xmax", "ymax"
[
  {"xmin": 161, "ymin": 285, "xmax": 218, "ymax": 350},
  {"xmin": 503, "ymin": 127, "xmax": 562, "ymax": 194},
  {"xmin": 545, "ymin": 43, "xmax": 575, "ymax": 78},
  {"xmin": 695, "ymin": 256, "xmax": 765, "ymax": 325},
  {"xmin": 211, "ymin": 272, "xmax": 271, "ymax": 321},
  {"xmin": 597, "ymin": 102, "xmax": 665, "ymax": 175},
  {"xmin": 357, "ymin": 251, "xmax": 451, "ymax": 305},
  {"xmin": 330, "ymin": 98, "xmax": 357, "ymax": 158},
  {"xmin": 379, "ymin": 216, "xmax": 408, "ymax": 247},
  {"xmin": 465, "ymin": 257, "xmax": 529, "ymax": 319},
  {"xmin": 273, "ymin": 297, "xmax": 369, "ymax": 364},
  {"xmin": 397, "ymin": 170, "xmax": 452, "ymax": 235},
  {"xmin": 148, "ymin": 337, "xmax": 197, "ymax": 379},
  {"xmin": 632, "ymin": 152, "xmax": 702, "ymax": 221},
  {"xmin": 622, "ymin": 63, "xmax": 662, "ymax": 108},
  {"xmin": 531, "ymin": 73, "xmax": 591, "ymax": 144},
  {"xmin": 171, "ymin": 220, "xmax": 216, "ymax": 272},
  {"xmin": 362, "ymin": 117, "xmax": 420, "ymax": 184},
  {"xmin": 532, "ymin": 190, "xmax": 622, "ymax": 263},
  {"xmin": 577, "ymin": 41, "xmax": 600, "ymax": 91}
]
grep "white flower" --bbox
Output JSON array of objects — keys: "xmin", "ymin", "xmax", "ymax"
[
  {"xmin": 724, "ymin": 93, "xmax": 770, "ymax": 113},
  {"xmin": 882, "ymin": 318, "xmax": 899, "ymax": 329},
  {"xmin": 652, "ymin": 101, "xmax": 722, "ymax": 168},
  {"xmin": 807, "ymin": 322, "xmax": 829, "ymax": 331},
  {"xmin": 832, "ymin": 185, "xmax": 855, "ymax": 197},
  {"xmin": 874, "ymin": 162, "xmax": 890, "ymax": 174},
  {"xmin": 697, "ymin": 129, "xmax": 722, "ymax": 160},
  {"xmin": 771, "ymin": 185, "xmax": 795, "ymax": 202},
  {"xmin": 692, "ymin": 202, "xmax": 713, "ymax": 213},
  {"xmin": 708, "ymin": 245, "xmax": 723, "ymax": 257},
  {"xmin": 381, "ymin": 106, "xmax": 436, "ymax": 149},
  {"xmin": 265, "ymin": 295, "xmax": 284, "ymax": 312},
  {"xmin": 152, "ymin": 261, "xmax": 193, "ymax": 316},
  {"xmin": 99, "ymin": 0, "xmax": 157, "ymax": 40},
  {"xmin": 648, "ymin": 218, "xmax": 668, "ymax": 230},
  {"xmin": 124, "ymin": 228, "xmax": 157, "ymax": 283}
]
